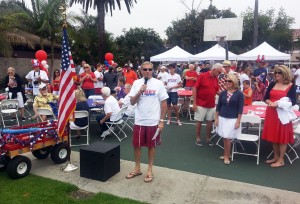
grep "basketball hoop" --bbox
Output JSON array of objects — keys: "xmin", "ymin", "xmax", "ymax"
[{"xmin": 217, "ymin": 36, "xmax": 226, "ymax": 48}]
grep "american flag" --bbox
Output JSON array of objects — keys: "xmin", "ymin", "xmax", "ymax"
[{"xmin": 58, "ymin": 27, "xmax": 76, "ymax": 136}]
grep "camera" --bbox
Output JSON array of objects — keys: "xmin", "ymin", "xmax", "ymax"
[{"xmin": 33, "ymin": 81, "xmax": 39, "ymax": 85}]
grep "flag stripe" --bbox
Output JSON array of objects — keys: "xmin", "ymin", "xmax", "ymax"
[{"xmin": 58, "ymin": 27, "xmax": 76, "ymax": 136}]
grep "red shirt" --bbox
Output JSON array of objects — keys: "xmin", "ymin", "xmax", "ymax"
[
  {"xmin": 185, "ymin": 70, "xmax": 198, "ymax": 87},
  {"xmin": 124, "ymin": 70, "xmax": 138, "ymax": 85},
  {"xmin": 80, "ymin": 72, "xmax": 96, "ymax": 89},
  {"xmin": 243, "ymin": 87, "xmax": 253, "ymax": 106},
  {"xmin": 194, "ymin": 71, "xmax": 219, "ymax": 108}
]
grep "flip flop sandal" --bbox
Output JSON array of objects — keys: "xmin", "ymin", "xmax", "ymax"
[
  {"xmin": 125, "ymin": 172, "xmax": 142, "ymax": 179},
  {"xmin": 144, "ymin": 175, "xmax": 153, "ymax": 183}
]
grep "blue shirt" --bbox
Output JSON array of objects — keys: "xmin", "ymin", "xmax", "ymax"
[{"xmin": 216, "ymin": 90, "xmax": 244, "ymax": 118}]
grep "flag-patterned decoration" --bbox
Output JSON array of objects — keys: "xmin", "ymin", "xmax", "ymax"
[{"xmin": 58, "ymin": 27, "xmax": 76, "ymax": 136}]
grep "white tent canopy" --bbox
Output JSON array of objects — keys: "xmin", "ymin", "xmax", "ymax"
[
  {"xmin": 150, "ymin": 46, "xmax": 192, "ymax": 62},
  {"xmin": 189, "ymin": 44, "xmax": 237, "ymax": 61},
  {"xmin": 237, "ymin": 42, "xmax": 290, "ymax": 61}
]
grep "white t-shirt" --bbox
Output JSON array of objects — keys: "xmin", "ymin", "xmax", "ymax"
[
  {"xmin": 128, "ymin": 77, "xmax": 169, "ymax": 126},
  {"xmin": 294, "ymin": 69, "xmax": 300, "ymax": 86},
  {"xmin": 239, "ymin": 73, "xmax": 250, "ymax": 90},
  {"xmin": 157, "ymin": 71, "xmax": 169, "ymax": 84},
  {"xmin": 25, "ymin": 70, "xmax": 49, "ymax": 95},
  {"xmin": 104, "ymin": 95, "xmax": 121, "ymax": 121},
  {"xmin": 119, "ymin": 94, "xmax": 136, "ymax": 117},
  {"xmin": 94, "ymin": 70, "xmax": 104, "ymax": 88},
  {"xmin": 165, "ymin": 73, "xmax": 181, "ymax": 92}
]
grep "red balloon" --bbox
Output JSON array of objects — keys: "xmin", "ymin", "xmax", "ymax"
[
  {"xmin": 108, "ymin": 60, "xmax": 113, "ymax": 65},
  {"xmin": 35, "ymin": 50, "xmax": 47, "ymax": 61},
  {"xmin": 105, "ymin": 53, "xmax": 114, "ymax": 61}
]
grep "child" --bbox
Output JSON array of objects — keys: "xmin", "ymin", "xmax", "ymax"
[
  {"xmin": 252, "ymin": 75, "xmax": 266, "ymax": 101},
  {"xmin": 243, "ymin": 80, "xmax": 253, "ymax": 106},
  {"xmin": 115, "ymin": 77, "xmax": 126, "ymax": 100}
]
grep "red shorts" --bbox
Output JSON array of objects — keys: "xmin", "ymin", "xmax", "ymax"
[
  {"xmin": 94, "ymin": 88, "xmax": 102, "ymax": 95},
  {"xmin": 133, "ymin": 125, "xmax": 161, "ymax": 148}
]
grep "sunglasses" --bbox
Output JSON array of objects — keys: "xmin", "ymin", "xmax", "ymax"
[
  {"xmin": 8, "ymin": 72, "xmax": 14, "ymax": 75},
  {"xmin": 84, "ymin": 67, "xmax": 89, "ymax": 69},
  {"xmin": 225, "ymin": 80, "xmax": 233, "ymax": 83},
  {"xmin": 143, "ymin": 68, "xmax": 153, "ymax": 71},
  {"xmin": 41, "ymin": 87, "xmax": 47, "ymax": 91},
  {"xmin": 274, "ymin": 71, "xmax": 283, "ymax": 75}
]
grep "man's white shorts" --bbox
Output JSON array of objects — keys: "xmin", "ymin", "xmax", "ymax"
[{"xmin": 194, "ymin": 106, "xmax": 215, "ymax": 122}]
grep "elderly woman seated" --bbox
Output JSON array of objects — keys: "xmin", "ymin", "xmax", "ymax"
[
  {"xmin": 96, "ymin": 87, "xmax": 121, "ymax": 138},
  {"xmin": 30, "ymin": 83, "xmax": 58, "ymax": 121}
]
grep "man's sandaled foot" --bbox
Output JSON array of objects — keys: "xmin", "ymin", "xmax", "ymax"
[
  {"xmin": 265, "ymin": 159, "xmax": 278, "ymax": 164},
  {"xmin": 125, "ymin": 171, "xmax": 142, "ymax": 179},
  {"xmin": 271, "ymin": 161, "xmax": 284, "ymax": 168},
  {"xmin": 144, "ymin": 174, "xmax": 153, "ymax": 183}
]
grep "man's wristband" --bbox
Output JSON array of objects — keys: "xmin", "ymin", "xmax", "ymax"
[{"xmin": 159, "ymin": 119, "xmax": 164, "ymax": 123}]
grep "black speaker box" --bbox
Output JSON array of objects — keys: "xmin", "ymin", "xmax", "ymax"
[{"xmin": 80, "ymin": 141, "xmax": 120, "ymax": 182}]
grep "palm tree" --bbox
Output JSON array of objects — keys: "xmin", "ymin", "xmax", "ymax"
[
  {"xmin": 69, "ymin": 0, "xmax": 137, "ymax": 62},
  {"xmin": 13, "ymin": 0, "xmax": 65, "ymax": 74},
  {"xmin": 0, "ymin": 1, "xmax": 35, "ymax": 57},
  {"xmin": 253, "ymin": 0, "xmax": 258, "ymax": 48}
]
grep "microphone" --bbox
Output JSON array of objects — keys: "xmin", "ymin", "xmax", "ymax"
[{"xmin": 144, "ymin": 77, "xmax": 148, "ymax": 85}]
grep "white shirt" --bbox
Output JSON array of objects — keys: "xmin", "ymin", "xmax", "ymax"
[
  {"xmin": 157, "ymin": 71, "xmax": 169, "ymax": 84},
  {"xmin": 104, "ymin": 95, "xmax": 121, "ymax": 121},
  {"xmin": 25, "ymin": 70, "xmax": 49, "ymax": 95},
  {"xmin": 94, "ymin": 70, "xmax": 104, "ymax": 88},
  {"xmin": 119, "ymin": 94, "xmax": 136, "ymax": 117},
  {"xmin": 128, "ymin": 77, "xmax": 169, "ymax": 126},
  {"xmin": 294, "ymin": 69, "xmax": 300, "ymax": 86},
  {"xmin": 165, "ymin": 73, "xmax": 181, "ymax": 92}
]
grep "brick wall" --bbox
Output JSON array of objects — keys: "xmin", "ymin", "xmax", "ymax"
[{"xmin": 0, "ymin": 57, "xmax": 61, "ymax": 89}]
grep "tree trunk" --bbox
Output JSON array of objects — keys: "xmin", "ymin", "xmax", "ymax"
[
  {"xmin": 252, "ymin": 0, "xmax": 258, "ymax": 48},
  {"xmin": 96, "ymin": 0, "xmax": 105, "ymax": 63},
  {"xmin": 50, "ymin": 36, "xmax": 54, "ymax": 80}
]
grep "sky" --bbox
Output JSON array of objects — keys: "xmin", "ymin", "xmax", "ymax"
[{"xmin": 24, "ymin": 0, "xmax": 300, "ymax": 39}]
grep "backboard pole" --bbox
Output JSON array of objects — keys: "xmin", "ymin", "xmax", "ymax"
[{"xmin": 218, "ymin": 36, "xmax": 228, "ymax": 60}]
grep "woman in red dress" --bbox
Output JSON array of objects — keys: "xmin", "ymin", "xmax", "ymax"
[
  {"xmin": 263, "ymin": 65, "xmax": 296, "ymax": 167},
  {"xmin": 80, "ymin": 64, "xmax": 97, "ymax": 98},
  {"xmin": 52, "ymin": 69, "xmax": 60, "ymax": 95}
]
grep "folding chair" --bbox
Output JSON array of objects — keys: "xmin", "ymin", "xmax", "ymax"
[
  {"xmin": 102, "ymin": 106, "xmax": 128, "ymax": 142},
  {"xmin": 69, "ymin": 110, "xmax": 89, "ymax": 146},
  {"xmin": 0, "ymin": 99, "xmax": 19, "ymax": 127},
  {"xmin": 187, "ymin": 96, "xmax": 195, "ymax": 121},
  {"xmin": 232, "ymin": 114, "xmax": 262, "ymax": 164},
  {"xmin": 23, "ymin": 98, "xmax": 32, "ymax": 118},
  {"xmin": 36, "ymin": 108, "xmax": 56, "ymax": 122}
]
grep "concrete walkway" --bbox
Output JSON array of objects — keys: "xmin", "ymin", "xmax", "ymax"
[{"xmin": 28, "ymin": 151, "xmax": 300, "ymax": 204}]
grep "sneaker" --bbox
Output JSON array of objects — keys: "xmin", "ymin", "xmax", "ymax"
[
  {"xmin": 166, "ymin": 120, "xmax": 171, "ymax": 125},
  {"xmin": 177, "ymin": 120, "xmax": 182, "ymax": 126},
  {"xmin": 101, "ymin": 130, "xmax": 110, "ymax": 138},
  {"xmin": 195, "ymin": 140, "xmax": 203, "ymax": 147},
  {"xmin": 206, "ymin": 140, "xmax": 214, "ymax": 146},
  {"xmin": 22, "ymin": 117, "xmax": 26, "ymax": 121}
]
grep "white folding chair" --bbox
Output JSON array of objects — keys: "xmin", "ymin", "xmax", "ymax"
[
  {"xmin": 0, "ymin": 99, "xmax": 19, "ymax": 127},
  {"xmin": 252, "ymin": 101, "xmax": 267, "ymax": 106},
  {"xmin": 69, "ymin": 110, "xmax": 89, "ymax": 146},
  {"xmin": 232, "ymin": 114, "xmax": 262, "ymax": 164},
  {"xmin": 103, "ymin": 106, "xmax": 128, "ymax": 142},
  {"xmin": 187, "ymin": 96, "xmax": 195, "ymax": 121},
  {"xmin": 23, "ymin": 98, "xmax": 32, "ymax": 118},
  {"xmin": 36, "ymin": 108, "xmax": 56, "ymax": 122},
  {"xmin": 266, "ymin": 118, "xmax": 300, "ymax": 164}
]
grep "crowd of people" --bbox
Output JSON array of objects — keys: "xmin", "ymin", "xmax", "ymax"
[{"xmin": 3, "ymin": 58, "xmax": 300, "ymax": 182}]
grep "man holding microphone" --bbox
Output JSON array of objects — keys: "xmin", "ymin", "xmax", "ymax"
[{"xmin": 126, "ymin": 61, "xmax": 168, "ymax": 183}]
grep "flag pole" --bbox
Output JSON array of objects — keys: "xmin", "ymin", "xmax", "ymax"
[{"xmin": 59, "ymin": 2, "xmax": 77, "ymax": 172}]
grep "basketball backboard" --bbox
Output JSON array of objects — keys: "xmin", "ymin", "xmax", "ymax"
[{"xmin": 203, "ymin": 17, "xmax": 243, "ymax": 41}]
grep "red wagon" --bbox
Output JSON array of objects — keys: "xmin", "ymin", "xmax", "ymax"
[{"xmin": 0, "ymin": 121, "xmax": 70, "ymax": 179}]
